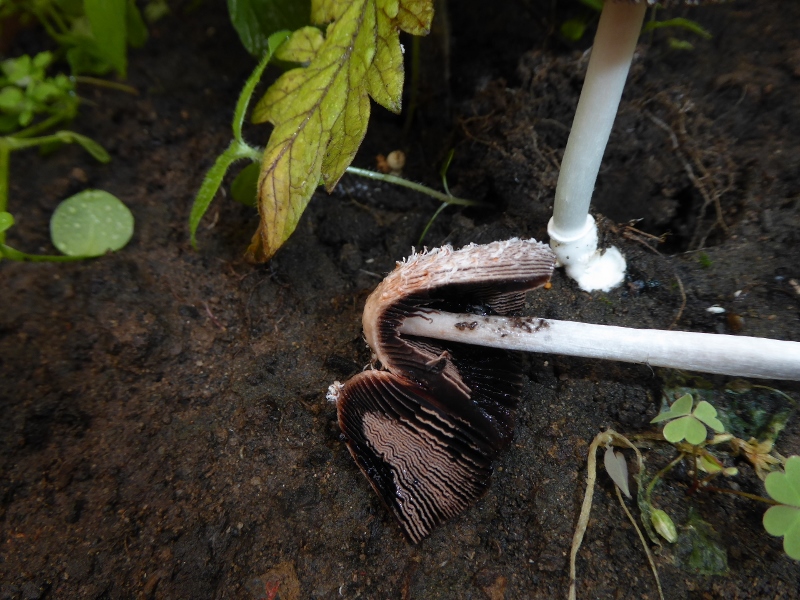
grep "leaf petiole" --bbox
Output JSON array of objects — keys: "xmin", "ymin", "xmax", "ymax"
[{"xmin": 344, "ymin": 166, "xmax": 486, "ymax": 208}]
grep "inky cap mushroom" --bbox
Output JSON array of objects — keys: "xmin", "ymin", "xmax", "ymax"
[{"xmin": 328, "ymin": 239, "xmax": 556, "ymax": 543}]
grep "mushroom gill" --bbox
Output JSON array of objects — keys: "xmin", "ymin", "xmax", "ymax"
[{"xmin": 327, "ymin": 238, "xmax": 556, "ymax": 543}]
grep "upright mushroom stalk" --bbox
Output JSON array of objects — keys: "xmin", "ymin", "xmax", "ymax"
[
  {"xmin": 330, "ymin": 239, "xmax": 800, "ymax": 543},
  {"xmin": 548, "ymin": 0, "xmax": 647, "ymax": 291}
]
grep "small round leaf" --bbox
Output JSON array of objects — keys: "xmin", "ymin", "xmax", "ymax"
[{"xmin": 50, "ymin": 190, "xmax": 134, "ymax": 257}]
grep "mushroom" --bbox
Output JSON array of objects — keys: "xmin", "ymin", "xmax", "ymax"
[
  {"xmin": 328, "ymin": 239, "xmax": 554, "ymax": 543},
  {"xmin": 549, "ymin": 0, "xmax": 723, "ymax": 291},
  {"xmin": 329, "ymin": 238, "xmax": 800, "ymax": 542}
]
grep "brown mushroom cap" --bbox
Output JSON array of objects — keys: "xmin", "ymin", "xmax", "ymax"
[{"xmin": 330, "ymin": 239, "xmax": 555, "ymax": 543}]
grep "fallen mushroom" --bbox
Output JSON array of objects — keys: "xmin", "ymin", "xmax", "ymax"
[
  {"xmin": 549, "ymin": 0, "xmax": 725, "ymax": 291},
  {"xmin": 329, "ymin": 238, "xmax": 800, "ymax": 542}
]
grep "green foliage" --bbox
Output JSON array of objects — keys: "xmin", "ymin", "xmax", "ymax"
[
  {"xmin": 763, "ymin": 456, "xmax": 800, "ymax": 560},
  {"xmin": 231, "ymin": 162, "xmax": 260, "ymax": 207},
  {"xmin": 651, "ymin": 393, "xmax": 724, "ymax": 445},
  {"xmin": 0, "ymin": 0, "xmax": 148, "ymax": 77},
  {"xmin": 50, "ymin": 190, "xmax": 134, "ymax": 256},
  {"xmin": 227, "ymin": 0, "xmax": 309, "ymax": 57},
  {"xmin": 0, "ymin": 52, "xmax": 77, "ymax": 134},
  {"xmin": 245, "ymin": 0, "xmax": 434, "ymax": 262}
]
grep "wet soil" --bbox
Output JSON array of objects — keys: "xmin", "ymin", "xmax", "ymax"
[{"xmin": 2, "ymin": 1, "xmax": 800, "ymax": 598}]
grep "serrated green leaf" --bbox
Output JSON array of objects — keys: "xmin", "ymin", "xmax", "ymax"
[
  {"xmin": 275, "ymin": 26, "xmax": 324, "ymax": 63},
  {"xmin": 651, "ymin": 393, "xmax": 694, "ymax": 423},
  {"xmin": 84, "ymin": 0, "xmax": 128, "ymax": 77},
  {"xmin": 247, "ymin": 0, "xmax": 434, "ymax": 262},
  {"xmin": 50, "ymin": 190, "xmax": 134, "ymax": 256},
  {"xmin": 765, "ymin": 456, "xmax": 800, "ymax": 508},
  {"xmin": 693, "ymin": 400, "xmax": 725, "ymax": 433}
]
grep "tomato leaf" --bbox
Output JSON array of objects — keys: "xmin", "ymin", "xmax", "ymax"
[{"xmin": 247, "ymin": 0, "xmax": 434, "ymax": 262}]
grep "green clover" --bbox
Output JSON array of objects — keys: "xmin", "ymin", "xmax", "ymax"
[
  {"xmin": 763, "ymin": 456, "xmax": 800, "ymax": 560},
  {"xmin": 650, "ymin": 394, "xmax": 725, "ymax": 445}
]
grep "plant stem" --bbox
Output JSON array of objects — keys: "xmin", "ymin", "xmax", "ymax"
[
  {"xmin": 1, "ymin": 244, "xmax": 85, "ymax": 262},
  {"xmin": 0, "ymin": 141, "xmax": 9, "ymax": 246},
  {"xmin": 701, "ymin": 485, "xmax": 779, "ymax": 505},
  {"xmin": 74, "ymin": 76, "xmax": 139, "ymax": 95},
  {"xmin": 399, "ymin": 312, "xmax": 800, "ymax": 380},
  {"xmin": 645, "ymin": 452, "xmax": 686, "ymax": 500},
  {"xmin": 345, "ymin": 166, "xmax": 485, "ymax": 208},
  {"xmin": 13, "ymin": 112, "xmax": 71, "ymax": 139}
]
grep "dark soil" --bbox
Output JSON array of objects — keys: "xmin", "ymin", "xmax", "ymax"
[{"xmin": 2, "ymin": 1, "xmax": 800, "ymax": 598}]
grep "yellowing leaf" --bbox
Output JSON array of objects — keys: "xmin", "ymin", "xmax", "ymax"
[
  {"xmin": 396, "ymin": 0, "xmax": 433, "ymax": 35},
  {"xmin": 312, "ymin": 0, "xmax": 351, "ymax": 24},
  {"xmin": 246, "ymin": 0, "xmax": 435, "ymax": 262},
  {"xmin": 366, "ymin": 0, "xmax": 404, "ymax": 112},
  {"xmin": 275, "ymin": 26, "xmax": 325, "ymax": 63}
]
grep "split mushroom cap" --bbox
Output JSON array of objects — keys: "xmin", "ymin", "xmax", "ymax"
[{"xmin": 328, "ymin": 239, "xmax": 555, "ymax": 543}]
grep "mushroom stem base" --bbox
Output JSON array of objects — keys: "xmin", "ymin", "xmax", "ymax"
[{"xmin": 548, "ymin": 215, "xmax": 626, "ymax": 292}]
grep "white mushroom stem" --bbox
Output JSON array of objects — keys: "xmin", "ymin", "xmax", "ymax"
[
  {"xmin": 399, "ymin": 312, "xmax": 800, "ymax": 381},
  {"xmin": 548, "ymin": 1, "xmax": 647, "ymax": 292}
]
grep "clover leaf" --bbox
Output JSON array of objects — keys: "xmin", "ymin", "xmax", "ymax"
[
  {"xmin": 763, "ymin": 456, "xmax": 800, "ymax": 560},
  {"xmin": 651, "ymin": 394, "xmax": 725, "ymax": 445}
]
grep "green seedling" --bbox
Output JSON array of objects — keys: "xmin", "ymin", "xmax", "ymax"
[
  {"xmin": 0, "ymin": 51, "xmax": 134, "ymax": 262},
  {"xmin": 0, "ymin": 52, "xmax": 78, "ymax": 134},
  {"xmin": 763, "ymin": 456, "xmax": 800, "ymax": 560},
  {"xmin": 1, "ymin": 0, "xmax": 148, "ymax": 77},
  {"xmin": 650, "ymin": 393, "xmax": 724, "ymax": 445}
]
